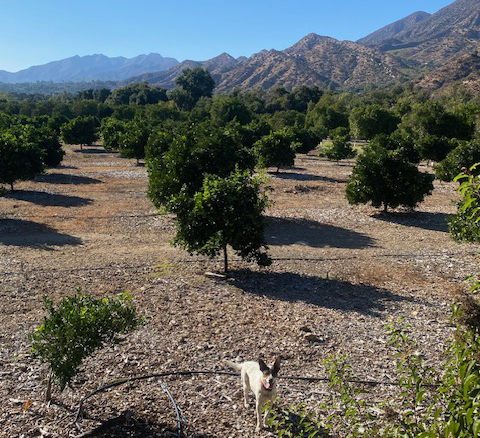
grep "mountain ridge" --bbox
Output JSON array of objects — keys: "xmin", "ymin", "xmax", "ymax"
[{"xmin": 0, "ymin": 53, "xmax": 179, "ymax": 83}]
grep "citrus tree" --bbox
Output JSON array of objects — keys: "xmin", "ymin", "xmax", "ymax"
[
  {"xmin": 346, "ymin": 144, "xmax": 434, "ymax": 213},
  {"xmin": 30, "ymin": 291, "xmax": 142, "ymax": 401},
  {"xmin": 0, "ymin": 131, "xmax": 44, "ymax": 191},
  {"xmin": 173, "ymin": 168, "xmax": 271, "ymax": 272}
]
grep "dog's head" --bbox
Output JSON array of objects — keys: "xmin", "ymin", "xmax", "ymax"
[{"xmin": 258, "ymin": 357, "xmax": 281, "ymax": 391}]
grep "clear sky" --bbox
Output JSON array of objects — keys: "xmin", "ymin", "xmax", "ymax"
[{"xmin": 0, "ymin": 0, "xmax": 454, "ymax": 72}]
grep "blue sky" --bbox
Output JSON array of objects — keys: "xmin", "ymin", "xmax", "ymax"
[{"xmin": 0, "ymin": 0, "xmax": 453, "ymax": 72}]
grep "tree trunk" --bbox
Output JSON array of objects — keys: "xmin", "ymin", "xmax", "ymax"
[
  {"xmin": 45, "ymin": 372, "xmax": 52, "ymax": 402},
  {"xmin": 10, "ymin": 182, "xmax": 14, "ymax": 192},
  {"xmin": 383, "ymin": 203, "xmax": 388, "ymax": 213},
  {"xmin": 223, "ymin": 244, "xmax": 228, "ymax": 273},
  {"xmin": 80, "ymin": 144, "xmax": 83, "ymax": 150}
]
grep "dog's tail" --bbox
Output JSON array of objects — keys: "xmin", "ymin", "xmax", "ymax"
[{"xmin": 224, "ymin": 360, "xmax": 243, "ymax": 372}]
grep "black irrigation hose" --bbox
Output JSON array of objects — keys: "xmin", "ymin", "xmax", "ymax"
[
  {"xmin": 74, "ymin": 369, "xmax": 439, "ymax": 423},
  {"xmin": 2, "ymin": 250, "xmax": 477, "ymax": 277}
]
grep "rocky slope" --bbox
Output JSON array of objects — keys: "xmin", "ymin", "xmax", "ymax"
[
  {"xmin": 125, "ymin": 34, "xmax": 413, "ymax": 92},
  {"xmin": 417, "ymin": 52, "xmax": 480, "ymax": 93},
  {"xmin": 360, "ymin": 0, "xmax": 480, "ymax": 65},
  {"xmin": 357, "ymin": 11, "xmax": 431, "ymax": 46}
]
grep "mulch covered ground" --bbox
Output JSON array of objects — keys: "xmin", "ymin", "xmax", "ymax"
[{"xmin": 0, "ymin": 144, "xmax": 478, "ymax": 437}]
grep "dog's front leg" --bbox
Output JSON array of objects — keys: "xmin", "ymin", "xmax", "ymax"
[
  {"xmin": 263, "ymin": 404, "xmax": 270, "ymax": 428},
  {"xmin": 255, "ymin": 397, "xmax": 263, "ymax": 431}
]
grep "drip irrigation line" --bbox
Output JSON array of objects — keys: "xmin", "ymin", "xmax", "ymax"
[
  {"xmin": 1, "ymin": 250, "xmax": 477, "ymax": 277},
  {"xmin": 75, "ymin": 369, "xmax": 439, "ymax": 423}
]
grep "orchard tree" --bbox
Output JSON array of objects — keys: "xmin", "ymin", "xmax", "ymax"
[
  {"xmin": 435, "ymin": 139, "xmax": 480, "ymax": 182},
  {"xmin": 60, "ymin": 116, "xmax": 99, "ymax": 149},
  {"xmin": 107, "ymin": 83, "xmax": 167, "ymax": 106},
  {"xmin": 119, "ymin": 120, "xmax": 150, "ymax": 164},
  {"xmin": 147, "ymin": 123, "xmax": 254, "ymax": 210},
  {"xmin": 171, "ymin": 68, "xmax": 215, "ymax": 110},
  {"xmin": 305, "ymin": 104, "xmax": 349, "ymax": 139},
  {"xmin": 101, "ymin": 117, "xmax": 127, "ymax": 150},
  {"xmin": 173, "ymin": 168, "xmax": 271, "ymax": 272},
  {"xmin": 254, "ymin": 129, "xmax": 296, "ymax": 173},
  {"xmin": 398, "ymin": 101, "xmax": 474, "ymax": 141},
  {"xmin": 369, "ymin": 131, "xmax": 420, "ymax": 164},
  {"xmin": 210, "ymin": 95, "xmax": 252, "ymax": 126},
  {"xmin": 237, "ymin": 118, "xmax": 272, "ymax": 149},
  {"xmin": 319, "ymin": 127, "xmax": 356, "ymax": 162},
  {"xmin": 415, "ymin": 134, "xmax": 456, "ymax": 164},
  {"xmin": 22, "ymin": 125, "xmax": 64, "ymax": 167},
  {"xmin": 30, "ymin": 291, "xmax": 141, "ymax": 401},
  {"xmin": 0, "ymin": 131, "xmax": 44, "ymax": 191},
  {"xmin": 349, "ymin": 104, "xmax": 400, "ymax": 139},
  {"xmin": 346, "ymin": 144, "xmax": 434, "ymax": 213},
  {"xmin": 289, "ymin": 126, "xmax": 321, "ymax": 154}
]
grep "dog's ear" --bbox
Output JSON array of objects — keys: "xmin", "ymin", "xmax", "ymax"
[
  {"xmin": 272, "ymin": 357, "xmax": 281, "ymax": 377},
  {"xmin": 258, "ymin": 358, "xmax": 269, "ymax": 373}
]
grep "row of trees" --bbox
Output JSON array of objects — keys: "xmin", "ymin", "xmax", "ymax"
[{"xmin": 2, "ymin": 68, "xmax": 480, "ymax": 265}]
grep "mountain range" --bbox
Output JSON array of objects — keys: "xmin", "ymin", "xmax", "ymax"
[
  {"xmin": 0, "ymin": 0, "xmax": 478, "ymax": 93},
  {"xmin": 0, "ymin": 53, "xmax": 179, "ymax": 83}
]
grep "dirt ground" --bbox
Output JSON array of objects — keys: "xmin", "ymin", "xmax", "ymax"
[{"xmin": 0, "ymin": 144, "xmax": 478, "ymax": 437}]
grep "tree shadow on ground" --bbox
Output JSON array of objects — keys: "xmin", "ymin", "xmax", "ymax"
[
  {"xmin": 272, "ymin": 172, "xmax": 345, "ymax": 183},
  {"xmin": 78, "ymin": 412, "xmax": 219, "ymax": 438},
  {"xmin": 372, "ymin": 211, "xmax": 450, "ymax": 233},
  {"xmin": 74, "ymin": 147, "xmax": 111, "ymax": 154},
  {"xmin": 266, "ymin": 217, "xmax": 375, "ymax": 249},
  {"xmin": 35, "ymin": 173, "xmax": 103, "ymax": 185},
  {"xmin": 0, "ymin": 219, "xmax": 82, "ymax": 249},
  {"xmin": 232, "ymin": 270, "xmax": 417, "ymax": 317},
  {"xmin": 87, "ymin": 419, "xmax": 184, "ymax": 438},
  {"xmin": 6, "ymin": 190, "xmax": 93, "ymax": 207}
]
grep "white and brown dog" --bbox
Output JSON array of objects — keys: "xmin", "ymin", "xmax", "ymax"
[{"xmin": 225, "ymin": 357, "xmax": 281, "ymax": 431}]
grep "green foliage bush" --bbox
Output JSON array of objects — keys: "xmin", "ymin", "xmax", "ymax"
[
  {"xmin": 267, "ymin": 404, "xmax": 323, "ymax": 438},
  {"xmin": 305, "ymin": 104, "xmax": 349, "ymax": 140},
  {"xmin": 171, "ymin": 68, "xmax": 215, "ymax": 110},
  {"xmin": 22, "ymin": 125, "xmax": 64, "ymax": 167},
  {"xmin": 349, "ymin": 104, "xmax": 400, "ymax": 139},
  {"xmin": 210, "ymin": 95, "xmax": 252, "ymax": 126},
  {"xmin": 415, "ymin": 134, "xmax": 456, "ymax": 164},
  {"xmin": 448, "ymin": 163, "xmax": 480, "ymax": 242},
  {"xmin": 30, "ymin": 291, "xmax": 142, "ymax": 392}
]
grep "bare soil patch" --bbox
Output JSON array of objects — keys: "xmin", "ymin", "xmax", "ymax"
[{"xmin": 0, "ymin": 145, "xmax": 478, "ymax": 437}]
